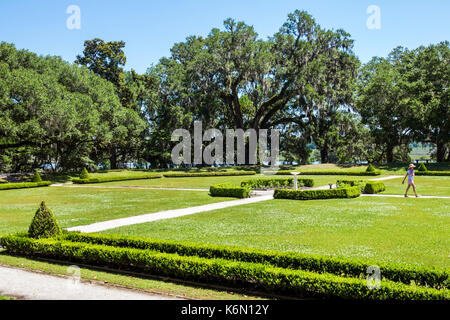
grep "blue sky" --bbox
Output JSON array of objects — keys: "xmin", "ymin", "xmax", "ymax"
[{"xmin": 0, "ymin": 0, "xmax": 448, "ymax": 73}]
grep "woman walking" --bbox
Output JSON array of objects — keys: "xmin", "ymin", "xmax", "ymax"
[{"xmin": 402, "ymin": 164, "xmax": 419, "ymax": 197}]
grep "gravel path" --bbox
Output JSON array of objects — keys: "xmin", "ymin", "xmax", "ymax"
[{"xmin": 0, "ymin": 265, "xmax": 180, "ymax": 300}]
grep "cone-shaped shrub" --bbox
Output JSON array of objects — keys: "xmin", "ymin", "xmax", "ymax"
[
  {"xmin": 366, "ymin": 164, "xmax": 376, "ymax": 172},
  {"xmin": 418, "ymin": 163, "xmax": 428, "ymax": 172},
  {"xmin": 28, "ymin": 202, "xmax": 62, "ymax": 239},
  {"xmin": 79, "ymin": 168, "xmax": 90, "ymax": 179},
  {"xmin": 32, "ymin": 169, "xmax": 42, "ymax": 182}
]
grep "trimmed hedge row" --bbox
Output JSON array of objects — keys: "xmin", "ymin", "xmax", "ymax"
[
  {"xmin": 264, "ymin": 170, "xmax": 381, "ymax": 176},
  {"xmin": 240, "ymin": 177, "xmax": 314, "ymax": 189},
  {"xmin": 163, "ymin": 171, "xmax": 256, "ymax": 178},
  {"xmin": 61, "ymin": 232, "xmax": 449, "ymax": 289},
  {"xmin": 72, "ymin": 174, "xmax": 162, "ymax": 184},
  {"xmin": 336, "ymin": 180, "xmax": 367, "ymax": 190},
  {"xmin": 415, "ymin": 171, "xmax": 450, "ymax": 176},
  {"xmin": 274, "ymin": 186, "xmax": 361, "ymax": 200},
  {"xmin": 0, "ymin": 235, "xmax": 446, "ymax": 300},
  {"xmin": 210, "ymin": 183, "xmax": 251, "ymax": 198},
  {"xmin": 364, "ymin": 181, "xmax": 386, "ymax": 194},
  {"xmin": 0, "ymin": 181, "xmax": 52, "ymax": 190}
]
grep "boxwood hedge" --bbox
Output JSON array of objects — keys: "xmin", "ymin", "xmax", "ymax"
[
  {"xmin": 240, "ymin": 177, "xmax": 314, "ymax": 189},
  {"xmin": 0, "ymin": 235, "xmax": 447, "ymax": 300},
  {"xmin": 72, "ymin": 174, "xmax": 162, "ymax": 184},
  {"xmin": 0, "ymin": 181, "xmax": 52, "ymax": 190},
  {"xmin": 210, "ymin": 183, "xmax": 251, "ymax": 198},
  {"xmin": 264, "ymin": 170, "xmax": 381, "ymax": 176},
  {"xmin": 163, "ymin": 171, "xmax": 256, "ymax": 178},
  {"xmin": 364, "ymin": 181, "xmax": 386, "ymax": 194},
  {"xmin": 274, "ymin": 186, "xmax": 361, "ymax": 200},
  {"xmin": 61, "ymin": 232, "xmax": 449, "ymax": 290},
  {"xmin": 415, "ymin": 171, "xmax": 450, "ymax": 176}
]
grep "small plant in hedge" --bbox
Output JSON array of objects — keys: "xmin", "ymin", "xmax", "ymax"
[
  {"xmin": 79, "ymin": 168, "xmax": 90, "ymax": 179},
  {"xmin": 417, "ymin": 163, "xmax": 428, "ymax": 172},
  {"xmin": 28, "ymin": 202, "xmax": 62, "ymax": 239},
  {"xmin": 31, "ymin": 170, "xmax": 42, "ymax": 182},
  {"xmin": 366, "ymin": 164, "xmax": 376, "ymax": 173}
]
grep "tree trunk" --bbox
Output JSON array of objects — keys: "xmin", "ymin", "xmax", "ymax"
[
  {"xmin": 320, "ymin": 147, "xmax": 328, "ymax": 164},
  {"xmin": 386, "ymin": 145, "xmax": 394, "ymax": 163},
  {"xmin": 110, "ymin": 145, "xmax": 118, "ymax": 169},
  {"xmin": 436, "ymin": 141, "xmax": 445, "ymax": 163}
]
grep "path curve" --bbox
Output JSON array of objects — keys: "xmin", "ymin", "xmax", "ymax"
[{"xmin": 0, "ymin": 265, "xmax": 181, "ymax": 300}]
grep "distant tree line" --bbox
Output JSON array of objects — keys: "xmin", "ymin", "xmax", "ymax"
[{"xmin": 0, "ymin": 10, "xmax": 448, "ymax": 172}]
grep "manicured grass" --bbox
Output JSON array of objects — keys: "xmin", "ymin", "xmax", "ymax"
[
  {"xmin": 0, "ymin": 187, "xmax": 229, "ymax": 235},
  {"xmin": 102, "ymin": 197, "xmax": 450, "ymax": 269},
  {"xmin": 0, "ymin": 295, "xmax": 14, "ymax": 300},
  {"xmin": 0, "ymin": 252, "xmax": 263, "ymax": 300},
  {"xmin": 381, "ymin": 176, "xmax": 450, "ymax": 197}
]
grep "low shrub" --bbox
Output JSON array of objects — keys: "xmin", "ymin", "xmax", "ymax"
[
  {"xmin": 265, "ymin": 170, "xmax": 381, "ymax": 176},
  {"xmin": 210, "ymin": 183, "xmax": 251, "ymax": 198},
  {"xmin": 72, "ymin": 174, "xmax": 162, "ymax": 184},
  {"xmin": 415, "ymin": 171, "xmax": 450, "ymax": 176},
  {"xmin": 62, "ymin": 232, "xmax": 450, "ymax": 290},
  {"xmin": 0, "ymin": 235, "xmax": 446, "ymax": 300},
  {"xmin": 0, "ymin": 181, "xmax": 51, "ymax": 190},
  {"xmin": 240, "ymin": 177, "xmax": 314, "ymax": 189},
  {"xmin": 28, "ymin": 202, "xmax": 62, "ymax": 239},
  {"xmin": 274, "ymin": 186, "xmax": 361, "ymax": 200},
  {"xmin": 31, "ymin": 170, "xmax": 42, "ymax": 182},
  {"xmin": 366, "ymin": 164, "xmax": 376, "ymax": 173},
  {"xmin": 336, "ymin": 180, "xmax": 367, "ymax": 191},
  {"xmin": 364, "ymin": 181, "xmax": 386, "ymax": 194},
  {"xmin": 163, "ymin": 171, "xmax": 256, "ymax": 178},
  {"xmin": 417, "ymin": 163, "xmax": 428, "ymax": 172},
  {"xmin": 79, "ymin": 168, "xmax": 90, "ymax": 179}
]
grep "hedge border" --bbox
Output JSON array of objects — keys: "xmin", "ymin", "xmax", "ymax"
[
  {"xmin": 60, "ymin": 232, "xmax": 449, "ymax": 290},
  {"xmin": 163, "ymin": 171, "xmax": 256, "ymax": 178},
  {"xmin": 264, "ymin": 171, "xmax": 381, "ymax": 176},
  {"xmin": 72, "ymin": 174, "xmax": 162, "ymax": 184},
  {"xmin": 0, "ymin": 235, "xmax": 446, "ymax": 300},
  {"xmin": 240, "ymin": 177, "xmax": 314, "ymax": 189},
  {"xmin": 274, "ymin": 186, "xmax": 361, "ymax": 200},
  {"xmin": 0, "ymin": 181, "xmax": 52, "ymax": 190},
  {"xmin": 364, "ymin": 181, "xmax": 386, "ymax": 194},
  {"xmin": 209, "ymin": 183, "xmax": 251, "ymax": 198},
  {"xmin": 415, "ymin": 171, "xmax": 450, "ymax": 176}
]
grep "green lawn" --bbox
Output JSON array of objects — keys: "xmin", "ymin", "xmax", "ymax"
[
  {"xmin": 102, "ymin": 197, "xmax": 450, "ymax": 269},
  {"xmin": 381, "ymin": 176, "xmax": 450, "ymax": 197},
  {"xmin": 0, "ymin": 187, "xmax": 229, "ymax": 235}
]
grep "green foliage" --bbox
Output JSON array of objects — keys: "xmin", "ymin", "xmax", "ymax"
[
  {"xmin": 62, "ymin": 232, "xmax": 449, "ymax": 290},
  {"xmin": 210, "ymin": 183, "xmax": 251, "ymax": 198},
  {"xmin": 72, "ymin": 174, "xmax": 162, "ymax": 184},
  {"xmin": 0, "ymin": 235, "xmax": 446, "ymax": 300},
  {"xmin": 79, "ymin": 168, "xmax": 90, "ymax": 180},
  {"xmin": 364, "ymin": 182, "xmax": 386, "ymax": 194},
  {"xmin": 418, "ymin": 163, "xmax": 428, "ymax": 172},
  {"xmin": 336, "ymin": 180, "xmax": 367, "ymax": 191},
  {"xmin": 241, "ymin": 177, "xmax": 314, "ymax": 189},
  {"xmin": 267, "ymin": 170, "xmax": 380, "ymax": 176},
  {"xmin": 415, "ymin": 171, "xmax": 450, "ymax": 176},
  {"xmin": 27, "ymin": 202, "xmax": 62, "ymax": 239},
  {"xmin": 31, "ymin": 170, "xmax": 42, "ymax": 182},
  {"xmin": 366, "ymin": 164, "xmax": 376, "ymax": 172},
  {"xmin": 274, "ymin": 186, "xmax": 361, "ymax": 200},
  {"xmin": 163, "ymin": 171, "xmax": 256, "ymax": 178},
  {"xmin": 0, "ymin": 181, "xmax": 51, "ymax": 191}
]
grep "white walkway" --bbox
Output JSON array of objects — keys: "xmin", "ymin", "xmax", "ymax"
[
  {"xmin": 67, "ymin": 193, "xmax": 274, "ymax": 233},
  {"xmin": 0, "ymin": 265, "xmax": 179, "ymax": 300}
]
